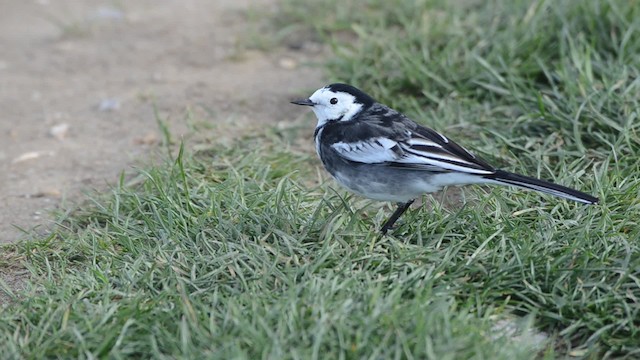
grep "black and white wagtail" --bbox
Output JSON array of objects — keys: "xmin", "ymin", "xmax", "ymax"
[{"xmin": 291, "ymin": 83, "xmax": 598, "ymax": 234}]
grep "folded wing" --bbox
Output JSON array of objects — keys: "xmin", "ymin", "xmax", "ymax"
[{"xmin": 331, "ymin": 126, "xmax": 496, "ymax": 175}]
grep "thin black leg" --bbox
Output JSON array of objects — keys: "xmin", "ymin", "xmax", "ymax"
[{"xmin": 380, "ymin": 199, "xmax": 415, "ymax": 235}]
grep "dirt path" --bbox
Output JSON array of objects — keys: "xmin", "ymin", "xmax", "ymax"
[{"xmin": 0, "ymin": 0, "xmax": 322, "ymax": 244}]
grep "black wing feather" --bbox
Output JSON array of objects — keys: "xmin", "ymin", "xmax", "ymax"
[
  {"xmin": 320, "ymin": 103, "xmax": 496, "ymax": 174},
  {"xmin": 408, "ymin": 122, "xmax": 496, "ymax": 172}
]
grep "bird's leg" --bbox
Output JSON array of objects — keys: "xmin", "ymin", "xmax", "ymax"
[{"xmin": 380, "ymin": 199, "xmax": 415, "ymax": 235}]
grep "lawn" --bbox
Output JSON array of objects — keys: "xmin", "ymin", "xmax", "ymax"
[{"xmin": 1, "ymin": 0, "xmax": 639, "ymax": 358}]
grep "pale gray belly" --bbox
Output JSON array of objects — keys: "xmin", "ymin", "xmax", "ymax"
[{"xmin": 318, "ymin": 145, "xmax": 443, "ymax": 203}]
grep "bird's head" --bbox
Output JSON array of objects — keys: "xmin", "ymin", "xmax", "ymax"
[{"xmin": 291, "ymin": 83, "xmax": 375, "ymax": 126}]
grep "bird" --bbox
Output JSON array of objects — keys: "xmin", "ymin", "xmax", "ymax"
[{"xmin": 291, "ymin": 83, "xmax": 598, "ymax": 234}]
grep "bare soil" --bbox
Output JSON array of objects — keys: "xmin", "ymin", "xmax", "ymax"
[
  {"xmin": 0, "ymin": 0, "xmax": 322, "ymax": 244},
  {"xmin": 0, "ymin": 0, "xmax": 322, "ymax": 304}
]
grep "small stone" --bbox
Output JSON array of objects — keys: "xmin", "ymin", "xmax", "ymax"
[
  {"xmin": 12, "ymin": 151, "xmax": 54, "ymax": 164},
  {"xmin": 134, "ymin": 132, "xmax": 159, "ymax": 145},
  {"xmin": 49, "ymin": 123, "xmax": 70, "ymax": 140},
  {"xmin": 31, "ymin": 188, "xmax": 62, "ymax": 198},
  {"xmin": 278, "ymin": 58, "xmax": 297, "ymax": 70},
  {"xmin": 491, "ymin": 318, "xmax": 548, "ymax": 349},
  {"xmin": 94, "ymin": 6, "xmax": 125, "ymax": 21},
  {"xmin": 98, "ymin": 98, "xmax": 121, "ymax": 112}
]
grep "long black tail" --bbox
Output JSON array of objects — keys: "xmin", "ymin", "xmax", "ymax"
[{"xmin": 485, "ymin": 170, "xmax": 599, "ymax": 205}]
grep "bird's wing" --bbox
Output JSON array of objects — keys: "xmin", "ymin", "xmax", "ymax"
[
  {"xmin": 331, "ymin": 137, "xmax": 406, "ymax": 164},
  {"xmin": 330, "ymin": 123, "xmax": 495, "ymax": 175},
  {"xmin": 399, "ymin": 124, "xmax": 496, "ymax": 174}
]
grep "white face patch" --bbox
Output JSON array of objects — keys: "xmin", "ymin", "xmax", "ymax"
[{"xmin": 308, "ymin": 87, "xmax": 364, "ymax": 127}]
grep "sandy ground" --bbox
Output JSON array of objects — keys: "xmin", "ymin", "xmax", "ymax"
[{"xmin": 0, "ymin": 0, "xmax": 323, "ymax": 245}]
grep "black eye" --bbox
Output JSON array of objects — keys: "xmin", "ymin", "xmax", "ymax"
[{"xmin": 330, "ymin": 97, "xmax": 338, "ymax": 105}]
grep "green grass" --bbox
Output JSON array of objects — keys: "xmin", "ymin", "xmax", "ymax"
[
  {"xmin": 2, "ymin": 0, "xmax": 640, "ymax": 358},
  {"xmin": 0, "ymin": 141, "xmax": 544, "ymax": 359}
]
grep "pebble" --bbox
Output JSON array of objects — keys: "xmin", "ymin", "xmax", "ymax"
[
  {"xmin": 12, "ymin": 151, "xmax": 55, "ymax": 164},
  {"xmin": 491, "ymin": 318, "xmax": 547, "ymax": 349},
  {"xmin": 278, "ymin": 58, "xmax": 297, "ymax": 70},
  {"xmin": 24, "ymin": 189, "xmax": 61, "ymax": 199},
  {"xmin": 98, "ymin": 98, "xmax": 121, "ymax": 111},
  {"xmin": 134, "ymin": 132, "xmax": 159, "ymax": 145},
  {"xmin": 49, "ymin": 123, "xmax": 70, "ymax": 140},
  {"xmin": 94, "ymin": 6, "xmax": 125, "ymax": 21}
]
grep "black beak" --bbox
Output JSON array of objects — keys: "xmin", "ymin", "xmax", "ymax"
[{"xmin": 290, "ymin": 98, "xmax": 315, "ymax": 106}]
